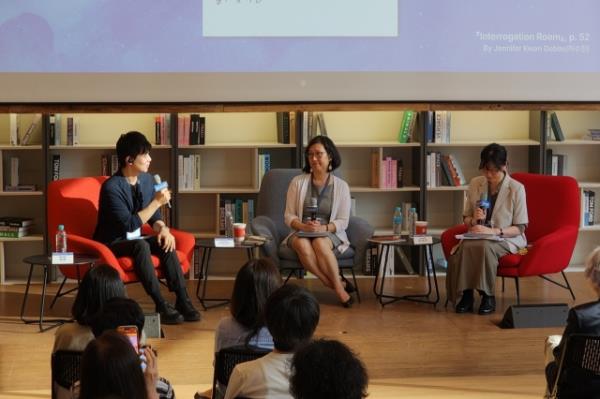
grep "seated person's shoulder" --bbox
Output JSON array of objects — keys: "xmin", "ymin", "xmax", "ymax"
[{"xmin": 54, "ymin": 322, "xmax": 94, "ymax": 352}]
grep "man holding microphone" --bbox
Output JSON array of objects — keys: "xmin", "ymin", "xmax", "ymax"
[{"xmin": 94, "ymin": 131, "xmax": 200, "ymax": 324}]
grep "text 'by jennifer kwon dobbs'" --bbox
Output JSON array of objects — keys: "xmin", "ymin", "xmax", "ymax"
[{"xmin": 476, "ymin": 31, "xmax": 591, "ymax": 54}]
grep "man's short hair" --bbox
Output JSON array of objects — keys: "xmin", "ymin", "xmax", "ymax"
[
  {"xmin": 116, "ymin": 131, "xmax": 152, "ymax": 168},
  {"xmin": 265, "ymin": 284, "xmax": 319, "ymax": 352}
]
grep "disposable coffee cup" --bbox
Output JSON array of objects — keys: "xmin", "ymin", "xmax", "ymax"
[
  {"xmin": 415, "ymin": 221, "xmax": 428, "ymax": 236},
  {"xmin": 233, "ymin": 223, "xmax": 246, "ymax": 242}
]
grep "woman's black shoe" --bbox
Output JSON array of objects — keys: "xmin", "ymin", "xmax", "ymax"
[
  {"xmin": 455, "ymin": 291, "xmax": 474, "ymax": 313},
  {"xmin": 342, "ymin": 277, "xmax": 356, "ymax": 294},
  {"xmin": 478, "ymin": 295, "xmax": 496, "ymax": 315},
  {"xmin": 342, "ymin": 296, "xmax": 354, "ymax": 308}
]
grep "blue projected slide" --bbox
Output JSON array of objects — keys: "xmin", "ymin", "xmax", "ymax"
[{"xmin": 0, "ymin": 0, "xmax": 597, "ymax": 73}]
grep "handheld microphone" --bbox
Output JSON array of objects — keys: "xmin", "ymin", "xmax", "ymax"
[
  {"xmin": 308, "ymin": 197, "xmax": 318, "ymax": 221},
  {"xmin": 477, "ymin": 192, "xmax": 490, "ymax": 225},
  {"xmin": 153, "ymin": 174, "xmax": 171, "ymax": 208}
]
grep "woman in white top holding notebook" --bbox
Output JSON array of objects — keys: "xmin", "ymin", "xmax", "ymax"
[
  {"xmin": 446, "ymin": 143, "xmax": 528, "ymax": 315},
  {"xmin": 284, "ymin": 136, "xmax": 354, "ymax": 307}
]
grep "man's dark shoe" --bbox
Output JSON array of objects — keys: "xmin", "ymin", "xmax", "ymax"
[
  {"xmin": 157, "ymin": 302, "xmax": 184, "ymax": 325},
  {"xmin": 478, "ymin": 295, "xmax": 496, "ymax": 315},
  {"xmin": 176, "ymin": 298, "xmax": 201, "ymax": 322},
  {"xmin": 455, "ymin": 290, "xmax": 474, "ymax": 313}
]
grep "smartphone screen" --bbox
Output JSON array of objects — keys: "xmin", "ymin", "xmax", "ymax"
[{"xmin": 116, "ymin": 325, "xmax": 139, "ymax": 353}]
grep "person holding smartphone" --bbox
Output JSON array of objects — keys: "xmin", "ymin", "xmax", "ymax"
[
  {"xmin": 87, "ymin": 297, "xmax": 175, "ymax": 399},
  {"xmin": 79, "ymin": 330, "xmax": 159, "ymax": 399}
]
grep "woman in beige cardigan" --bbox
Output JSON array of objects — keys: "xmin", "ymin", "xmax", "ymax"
[
  {"xmin": 284, "ymin": 136, "xmax": 354, "ymax": 307},
  {"xmin": 447, "ymin": 143, "xmax": 528, "ymax": 315}
]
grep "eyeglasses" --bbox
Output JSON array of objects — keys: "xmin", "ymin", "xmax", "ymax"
[{"xmin": 307, "ymin": 151, "xmax": 327, "ymax": 159}]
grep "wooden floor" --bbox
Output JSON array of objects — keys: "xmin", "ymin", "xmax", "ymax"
[{"xmin": 0, "ymin": 271, "xmax": 590, "ymax": 398}]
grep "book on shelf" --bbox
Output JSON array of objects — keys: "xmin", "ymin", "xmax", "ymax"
[
  {"xmin": 66, "ymin": 117, "xmax": 80, "ymax": 146},
  {"xmin": 276, "ymin": 112, "xmax": 291, "ymax": 144},
  {"xmin": 0, "ymin": 228, "xmax": 31, "ymax": 238},
  {"xmin": 397, "ymin": 110, "xmax": 416, "ymax": 143},
  {"xmin": 4, "ymin": 185, "xmax": 36, "ymax": 191},
  {"xmin": 0, "ymin": 217, "xmax": 34, "ymax": 227},
  {"xmin": 110, "ymin": 154, "xmax": 119, "ymax": 175},
  {"xmin": 52, "ymin": 154, "xmax": 61, "ymax": 181},
  {"xmin": 585, "ymin": 129, "xmax": 600, "ymax": 141},
  {"xmin": 9, "ymin": 113, "xmax": 18, "ymax": 146},
  {"xmin": 10, "ymin": 157, "xmax": 19, "ymax": 187},
  {"xmin": 0, "ymin": 225, "xmax": 31, "ymax": 233},
  {"xmin": 100, "ymin": 155, "xmax": 109, "ymax": 176},
  {"xmin": 316, "ymin": 112, "xmax": 328, "ymax": 136},
  {"xmin": 177, "ymin": 154, "xmax": 201, "ymax": 191},
  {"xmin": 370, "ymin": 152, "xmax": 379, "ymax": 188},
  {"xmin": 447, "ymin": 154, "xmax": 467, "ymax": 185},
  {"xmin": 583, "ymin": 190, "xmax": 596, "ymax": 226},
  {"xmin": 49, "ymin": 114, "xmax": 62, "ymax": 146},
  {"xmin": 550, "ymin": 112, "xmax": 565, "ymax": 141},
  {"xmin": 20, "ymin": 115, "xmax": 41, "ymax": 146},
  {"xmin": 219, "ymin": 198, "xmax": 256, "ymax": 234},
  {"xmin": 258, "ymin": 153, "xmax": 271, "ymax": 187},
  {"xmin": 432, "ymin": 111, "xmax": 451, "ymax": 143}
]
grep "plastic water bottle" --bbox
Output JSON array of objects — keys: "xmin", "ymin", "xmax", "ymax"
[
  {"xmin": 408, "ymin": 208, "xmax": 417, "ymax": 237},
  {"xmin": 392, "ymin": 207, "xmax": 403, "ymax": 235},
  {"xmin": 55, "ymin": 224, "xmax": 67, "ymax": 252},
  {"xmin": 225, "ymin": 211, "xmax": 234, "ymax": 238}
]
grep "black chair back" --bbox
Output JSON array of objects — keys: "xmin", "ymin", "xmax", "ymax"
[
  {"xmin": 212, "ymin": 345, "xmax": 270, "ymax": 398},
  {"xmin": 51, "ymin": 350, "xmax": 83, "ymax": 399},
  {"xmin": 552, "ymin": 334, "xmax": 600, "ymax": 398}
]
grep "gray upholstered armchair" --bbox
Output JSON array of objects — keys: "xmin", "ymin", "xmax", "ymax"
[{"xmin": 249, "ymin": 169, "xmax": 374, "ymax": 302}]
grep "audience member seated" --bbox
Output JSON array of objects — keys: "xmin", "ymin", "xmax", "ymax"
[
  {"xmin": 79, "ymin": 330, "xmax": 159, "ymax": 399},
  {"xmin": 195, "ymin": 258, "xmax": 282, "ymax": 399},
  {"xmin": 224, "ymin": 284, "xmax": 320, "ymax": 399},
  {"xmin": 88, "ymin": 297, "xmax": 174, "ymax": 399},
  {"xmin": 53, "ymin": 264, "xmax": 126, "ymax": 352},
  {"xmin": 545, "ymin": 246, "xmax": 600, "ymax": 397},
  {"xmin": 290, "ymin": 339, "xmax": 368, "ymax": 399}
]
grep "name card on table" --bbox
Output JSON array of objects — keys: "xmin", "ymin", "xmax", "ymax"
[
  {"xmin": 410, "ymin": 236, "xmax": 433, "ymax": 245},
  {"xmin": 52, "ymin": 252, "xmax": 74, "ymax": 264}
]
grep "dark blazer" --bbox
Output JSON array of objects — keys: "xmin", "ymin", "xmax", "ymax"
[
  {"xmin": 546, "ymin": 300, "xmax": 600, "ymax": 397},
  {"xmin": 93, "ymin": 171, "xmax": 161, "ymax": 245}
]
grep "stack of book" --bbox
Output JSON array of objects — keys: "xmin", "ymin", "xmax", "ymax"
[
  {"xmin": 177, "ymin": 154, "xmax": 201, "ymax": 191},
  {"xmin": 0, "ymin": 217, "xmax": 33, "ymax": 238},
  {"xmin": 177, "ymin": 114, "xmax": 205, "ymax": 145},
  {"xmin": 371, "ymin": 155, "xmax": 403, "ymax": 188},
  {"xmin": 154, "ymin": 114, "xmax": 171, "ymax": 145},
  {"xmin": 300, "ymin": 112, "xmax": 327, "ymax": 144},
  {"xmin": 397, "ymin": 110, "xmax": 417, "ymax": 143},
  {"xmin": 219, "ymin": 199, "xmax": 254, "ymax": 234},
  {"xmin": 426, "ymin": 111, "xmax": 451, "ymax": 143},
  {"xmin": 276, "ymin": 112, "xmax": 295, "ymax": 144},
  {"xmin": 427, "ymin": 152, "xmax": 466, "ymax": 187}
]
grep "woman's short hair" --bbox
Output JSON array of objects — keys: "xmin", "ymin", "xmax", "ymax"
[
  {"xmin": 479, "ymin": 142, "xmax": 508, "ymax": 170},
  {"xmin": 302, "ymin": 136, "xmax": 342, "ymax": 173},
  {"xmin": 584, "ymin": 247, "xmax": 600, "ymax": 290},
  {"xmin": 116, "ymin": 131, "xmax": 152, "ymax": 168},
  {"xmin": 80, "ymin": 330, "xmax": 148, "ymax": 399},
  {"xmin": 230, "ymin": 258, "xmax": 282, "ymax": 341},
  {"xmin": 265, "ymin": 284, "xmax": 320, "ymax": 352},
  {"xmin": 71, "ymin": 264, "xmax": 126, "ymax": 326},
  {"xmin": 90, "ymin": 297, "xmax": 145, "ymax": 338},
  {"xmin": 290, "ymin": 339, "xmax": 368, "ymax": 399}
]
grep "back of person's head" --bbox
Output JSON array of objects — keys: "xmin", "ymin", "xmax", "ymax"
[
  {"xmin": 90, "ymin": 297, "xmax": 145, "ymax": 338},
  {"xmin": 80, "ymin": 331, "xmax": 147, "ymax": 399},
  {"xmin": 72, "ymin": 264, "xmax": 126, "ymax": 325},
  {"xmin": 584, "ymin": 246, "xmax": 600, "ymax": 292},
  {"xmin": 230, "ymin": 258, "xmax": 283, "ymax": 330},
  {"xmin": 265, "ymin": 284, "xmax": 320, "ymax": 352},
  {"xmin": 290, "ymin": 339, "xmax": 368, "ymax": 399},
  {"xmin": 116, "ymin": 131, "xmax": 152, "ymax": 168}
]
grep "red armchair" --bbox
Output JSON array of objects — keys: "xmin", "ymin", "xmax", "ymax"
[
  {"xmin": 441, "ymin": 173, "xmax": 580, "ymax": 304},
  {"xmin": 47, "ymin": 177, "xmax": 195, "ymax": 295}
]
